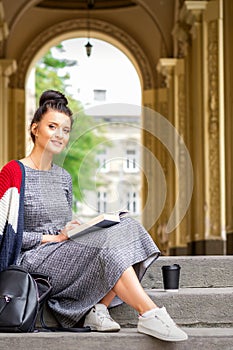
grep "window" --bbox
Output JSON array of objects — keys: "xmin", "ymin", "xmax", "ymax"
[
  {"xmin": 97, "ymin": 149, "xmax": 109, "ymax": 173},
  {"xmin": 97, "ymin": 191, "xmax": 107, "ymax": 213},
  {"xmin": 94, "ymin": 89, "xmax": 106, "ymax": 101},
  {"xmin": 127, "ymin": 192, "xmax": 138, "ymax": 214},
  {"xmin": 124, "ymin": 149, "xmax": 139, "ymax": 173}
]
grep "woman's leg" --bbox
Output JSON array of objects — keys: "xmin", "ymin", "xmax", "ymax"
[
  {"xmin": 86, "ymin": 266, "xmax": 188, "ymax": 341},
  {"xmin": 85, "ymin": 265, "xmax": 156, "ymax": 332},
  {"xmin": 99, "ymin": 290, "xmax": 117, "ymax": 307},
  {"xmin": 99, "ymin": 266, "xmax": 156, "ymax": 314},
  {"xmin": 111, "ymin": 266, "xmax": 187, "ymax": 341},
  {"xmin": 112, "ymin": 266, "xmax": 157, "ymax": 314}
]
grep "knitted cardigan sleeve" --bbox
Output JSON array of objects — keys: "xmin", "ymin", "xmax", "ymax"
[{"xmin": 0, "ymin": 160, "xmax": 25, "ymax": 272}]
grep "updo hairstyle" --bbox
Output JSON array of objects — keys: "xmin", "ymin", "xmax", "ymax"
[{"xmin": 30, "ymin": 90, "xmax": 73, "ymax": 143}]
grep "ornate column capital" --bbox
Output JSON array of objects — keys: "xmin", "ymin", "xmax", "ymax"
[
  {"xmin": 0, "ymin": 59, "xmax": 17, "ymax": 88},
  {"xmin": 0, "ymin": 59, "xmax": 17, "ymax": 76},
  {"xmin": 157, "ymin": 58, "xmax": 178, "ymax": 88},
  {"xmin": 157, "ymin": 58, "xmax": 185, "ymax": 88},
  {"xmin": 184, "ymin": 1, "xmax": 208, "ymax": 15},
  {"xmin": 172, "ymin": 0, "xmax": 208, "ymax": 57}
]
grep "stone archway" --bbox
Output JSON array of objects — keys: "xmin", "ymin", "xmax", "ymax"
[
  {"xmin": 11, "ymin": 18, "xmax": 154, "ymax": 91},
  {"xmin": 8, "ymin": 18, "xmax": 155, "ymax": 158}
]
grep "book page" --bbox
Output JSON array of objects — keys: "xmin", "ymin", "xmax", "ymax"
[{"xmin": 67, "ymin": 211, "xmax": 126, "ymax": 239}]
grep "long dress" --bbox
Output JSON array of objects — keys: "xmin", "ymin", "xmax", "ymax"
[{"xmin": 18, "ymin": 163, "xmax": 160, "ymax": 327}]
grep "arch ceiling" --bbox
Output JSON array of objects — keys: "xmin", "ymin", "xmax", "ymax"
[
  {"xmin": 2, "ymin": 0, "xmax": 176, "ymax": 89},
  {"xmin": 12, "ymin": 18, "xmax": 154, "ymax": 91},
  {"xmin": 3, "ymin": 0, "xmax": 173, "ymax": 57}
]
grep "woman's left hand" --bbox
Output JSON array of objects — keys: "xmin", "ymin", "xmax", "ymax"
[
  {"xmin": 59, "ymin": 220, "xmax": 81, "ymax": 239},
  {"xmin": 64, "ymin": 219, "xmax": 81, "ymax": 231}
]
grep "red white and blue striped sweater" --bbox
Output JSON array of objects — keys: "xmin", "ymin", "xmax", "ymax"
[{"xmin": 0, "ymin": 160, "xmax": 25, "ymax": 272}]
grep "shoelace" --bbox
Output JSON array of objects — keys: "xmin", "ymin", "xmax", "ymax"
[
  {"xmin": 96, "ymin": 309, "xmax": 113, "ymax": 322},
  {"xmin": 154, "ymin": 310, "xmax": 176, "ymax": 328}
]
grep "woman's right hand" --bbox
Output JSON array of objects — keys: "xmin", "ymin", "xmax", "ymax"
[
  {"xmin": 41, "ymin": 231, "xmax": 68, "ymax": 244},
  {"xmin": 41, "ymin": 220, "xmax": 81, "ymax": 244}
]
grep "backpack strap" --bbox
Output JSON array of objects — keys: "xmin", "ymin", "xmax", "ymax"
[{"xmin": 39, "ymin": 306, "xmax": 91, "ymax": 332}]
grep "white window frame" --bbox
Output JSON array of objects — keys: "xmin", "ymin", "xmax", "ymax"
[
  {"xmin": 97, "ymin": 191, "xmax": 107, "ymax": 213},
  {"xmin": 124, "ymin": 149, "xmax": 139, "ymax": 173},
  {"xmin": 97, "ymin": 149, "xmax": 110, "ymax": 173},
  {"xmin": 127, "ymin": 191, "xmax": 139, "ymax": 214}
]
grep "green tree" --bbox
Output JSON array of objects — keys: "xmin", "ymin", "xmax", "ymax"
[
  {"xmin": 35, "ymin": 44, "xmax": 77, "ymax": 105},
  {"xmin": 56, "ymin": 112, "xmax": 107, "ymax": 210},
  {"xmin": 35, "ymin": 43, "xmax": 107, "ymax": 211}
]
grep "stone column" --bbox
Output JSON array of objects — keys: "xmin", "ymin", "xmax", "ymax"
[
  {"xmin": 141, "ymin": 89, "xmax": 157, "ymax": 237},
  {"xmin": 157, "ymin": 58, "xmax": 190, "ymax": 255},
  {"xmin": 174, "ymin": 0, "xmax": 225, "ymax": 254},
  {"xmin": 224, "ymin": 0, "xmax": 233, "ymax": 254},
  {"xmin": 154, "ymin": 87, "xmax": 170, "ymax": 255},
  {"xmin": 202, "ymin": 0, "xmax": 226, "ymax": 254},
  {"xmin": 8, "ymin": 87, "xmax": 26, "ymax": 161},
  {"xmin": 142, "ymin": 88, "xmax": 175, "ymax": 254},
  {"xmin": 0, "ymin": 59, "xmax": 17, "ymax": 168},
  {"xmin": 177, "ymin": 1, "xmax": 208, "ymax": 254}
]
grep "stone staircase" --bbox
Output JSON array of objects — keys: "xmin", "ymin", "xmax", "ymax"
[{"xmin": 0, "ymin": 256, "xmax": 233, "ymax": 350}]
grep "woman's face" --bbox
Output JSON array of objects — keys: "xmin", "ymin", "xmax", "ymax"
[{"xmin": 32, "ymin": 110, "xmax": 71, "ymax": 154}]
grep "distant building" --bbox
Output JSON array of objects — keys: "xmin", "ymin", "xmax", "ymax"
[
  {"xmin": 76, "ymin": 93, "xmax": 142, "ymax": 222},
  {"xmin": 26, "ymin": 84, "xmax": 142, "ymax": 222}
]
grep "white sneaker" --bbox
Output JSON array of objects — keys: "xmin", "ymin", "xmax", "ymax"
[
  {"xmin": 84, "ymin": 303, "xmax": 121, "ymax": 332},
  {"xmin": 137, "ymin": 307, "xmax": 188, "ymax": 342}
]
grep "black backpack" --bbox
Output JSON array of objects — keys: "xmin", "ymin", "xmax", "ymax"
[
  {"xmin": 0, "ymin": 265, "xmax": 91, "ymax": 333},
  {"xmin": 0, "ymin": 265, "xmax": 52, "ymax": 332}
]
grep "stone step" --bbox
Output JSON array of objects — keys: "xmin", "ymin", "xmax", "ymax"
[
  {"xmin": 41, "ymin": 287, "xmax": 233, "ymax": 329},
  {"xmin": 142, "ymin": 255, "xmax": 233, "ymax": 289},
  {"xmin": 1, "ymin": 328, "xmax": 233, "ymax": 350},
  {"xmin": 110, "ymin": 287, "xmax": 233, "ymax": 328}
]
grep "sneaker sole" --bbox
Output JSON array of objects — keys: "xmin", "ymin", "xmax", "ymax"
[
  {"xmin": 87, "ymin": 326, "xmax": 121, "ymax": 332},
  {"xmin": 137, "ymin": 325, "xmax": 188, "ymax": 342}
]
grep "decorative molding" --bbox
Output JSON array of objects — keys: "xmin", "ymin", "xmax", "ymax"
[
  {"xmin": 159, "ymin": 100, "xmax": 169, "ymax": 223},
  {"xmin": 177, "ymin": 72, "xmax": 188, "ymax": 244},
  {"xmin": 11, "ymin": 18, "xmax": 154, "ymax": 90},
  {"xmin": 0, "ymin": 2, "xmax": 9, "ymax": 57},
  {"xmin": 0, "ymin": 2, "xmax": 8, "ymax": 40},
  {"xmin": 16, "ymin": 101, "xmax": 26, "ymax": 159},
  {"xmin": 207, "ymin": 19, "xmax": 221, "ymax": 235},
  {"xmin": 178, "ymin": 73, "xmax": 185, "ymax": 138},
  {"xmin": 0, "ymin": 21, "xmax": 8, "ymax": 41}
]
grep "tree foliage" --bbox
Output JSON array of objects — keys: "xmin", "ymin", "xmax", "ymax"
[
  {"xmin": 56, "ymin": 112, "xmax": 107, "ymax": 208},
  {"xmin": 35, "ymin": 43, "xmax": 107, "ymax": 211},
  {"xmin": 35, "ymin": 44, "xmax": 76, "ymax": 105}
]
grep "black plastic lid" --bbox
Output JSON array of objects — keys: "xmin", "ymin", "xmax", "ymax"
[{"xmin": 161, "ymin": 264, "xmax": 181, "ymax": 270}]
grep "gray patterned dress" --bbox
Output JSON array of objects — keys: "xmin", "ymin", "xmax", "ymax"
[{"xmin": 18, "ymin": 163, "xmax": 160, "ymax": 327}]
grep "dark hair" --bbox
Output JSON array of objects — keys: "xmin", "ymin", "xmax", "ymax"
[{"xmin": 30, "ymin": 90, "xmax": 73, "ymax": 143}]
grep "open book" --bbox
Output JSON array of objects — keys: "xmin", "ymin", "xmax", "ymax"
[{"xmin": 67, "ymin": 211, "xmax": 129, "ymax": 239}]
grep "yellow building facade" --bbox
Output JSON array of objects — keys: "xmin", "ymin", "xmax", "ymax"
[{"xmin": 0, "ymin": 0, "xmax": 232, "ymax": 255}]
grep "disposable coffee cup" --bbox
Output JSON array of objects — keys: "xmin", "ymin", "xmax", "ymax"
[{"xmin": 161, "ymin": 264, "xmax": 181, "ymax": 292}]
